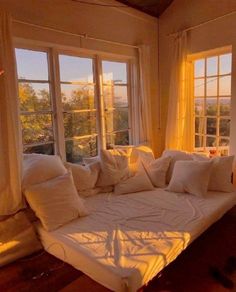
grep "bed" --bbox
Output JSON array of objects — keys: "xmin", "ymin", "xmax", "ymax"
[{"xmin": 36, "ymin": 188, "xmax": 236, "ymax": 292}]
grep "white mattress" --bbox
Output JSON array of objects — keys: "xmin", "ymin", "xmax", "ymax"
[{"xmin": 36, "ymin": 189, "xmax": 236, "ymax": 292}]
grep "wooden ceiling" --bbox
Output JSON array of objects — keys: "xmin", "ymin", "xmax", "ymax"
[{"xmin": 116, "ymin": 0, "xmax": 174, "ymax": 17}]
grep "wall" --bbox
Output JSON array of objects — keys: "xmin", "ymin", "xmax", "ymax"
[
  {"xmin": 159, "ymin": 0, "xmax": 236, "ymax": 161},
  {"xmin": 0, "ymin": 0, "xmax": 159, "ymax": 154}
]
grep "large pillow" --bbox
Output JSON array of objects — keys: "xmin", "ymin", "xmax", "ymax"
[
  {"xmin": 24, "ymin": 171, "xmax": 88, "ymax": 231},
  {"xmin": 114, "ymin": 161, "xmax": 154, "ymax": 195},
  {"xmin": 22, "ymin": 154, "xmax": 67, "ymax": 189},
  {"xmin": 143, "ymin": 156, "xmax": 172, "ymax": 188},
  {"xmin": 166, "ymin": 160, "xmax": 213, "ymax": 197},
  {"xmin": 193, "ymin": 154, "xmax": 234, "ymax": 192},
  {"xmin": 162, "ymin": 150, "xmax": 193, "ymax": 183},
  {"xmin": 65, "ymin": 161, "xmax": 100, "ymax": 196},
  {"xmin": 130, "ymin": 145, "xmax": 154, "ymax": 164}
]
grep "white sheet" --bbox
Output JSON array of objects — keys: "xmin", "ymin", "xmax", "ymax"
[{"xmin": 36, "ymin": 189, "xmax": 236, "ymax": 292}]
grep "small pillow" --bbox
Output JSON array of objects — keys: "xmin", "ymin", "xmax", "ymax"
[
  {"xmin": 22, "ymin": 154, "xmax": 67, "ymax": 189},
  {"xmin": 65, "ymin": 162, "xmax": 100, "ymax": 194},
  {"xmin": 193, "ymin": 154, "xmax": 234, "ymax": 192},
  {"xmin": 162, "ymin": 150, "xmax": 193, "ymax": 183},
  {"xmin": 24, "ymin": 171, "xmax": 88, "ymax": 231},
  {"xmin": 114, "ymin": 161, "xmax": 154, "ymax": 195},
  {"xmin": 143, "ymin": 156, "xmax": 171, "ymax": 188},
  {"xmin": 166, "ymin": 160, "xmax": 213, "ymax": 197},
  {"xmin": 130, "ymin": 145, "xmax": 154, "ymax": 164}
]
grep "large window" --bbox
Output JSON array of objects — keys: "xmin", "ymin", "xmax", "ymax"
[
  {"xmin": 193, "ymin": 50, "xmax": 232, "ymax": 155},
  {"xmin": 15, "ymin": 47, "xmax": 132, "ymax": 162}
]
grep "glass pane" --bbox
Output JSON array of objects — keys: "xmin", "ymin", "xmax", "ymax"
[
  {"xmin": 105, "ymin": 108, "xmax": 129, "ymax": 133},
  {"xmin": 219, "ymin": 97, "xmax": 231, "ymax": 116},
  {"xmin": 19, "ymin": 82, "xmax": 51, "ymax": 112},
  {"xmin": 206, "ymin": 118, "xmax": 217, "ymax": 135},
  {"xmin": 206, "ymin": 98, "xmax": 217, "ymax": 116},
  {"xmin": 63, "ymin": 112, "xmax": 97, "ymax": 138},
  {"xmin": 219, "ymin": 76, "xmax": 231, "ymax": 96},
  {"xmin": 102, "ymin": 61, "xmax": 127, "ymax": 84},
  {"xmin": 194, "ymin": 59, "xmax": 205, "ymax": 78},
  {"xmin": 206, "ymin": 77, "xmax": 217, "ymax": 96},
  {"xmin": 59, "ymin": 55, "xmax": 93, "ymax": 83},
  {"xmin": 106, "ymin": 131, "xmax": 129, "ymax": 148},
  {"xmin": 15, "ymin": 48, "xmax": 48, "ymax": 80},
  {"xmin": 23, "ymin": 143, "xmax": 54, "ymax": 155},
  {"xmin": 219, "ymin": 138, "xmax": 229, "ymax": 147},
  {"xmin": 206, "ymin": 136, "xmax": 216, "ymax": 147},
  {"xmin": 103, "ymin": 86, "xmax": 128, "ymax": 108},
  {"xmin": 194, "ymin": 98, "xmax": 204, "ymax": 116},
  {"xmin": 61, "ymin": 85, "xmax": 95, "ymax": 110},
  {"xmin": 219, "ymin": 53, "xmax": 232, "ymax": 75},
  {"xmin": 21, "ymin": 114, "xmax": 53, "ymax": 144},
  {"xmin": 207, "ymin": 56, "xmax": 218, "ymax": 76},
  {"xmin": 195, "ymin": 117, "xmax": 205, "ymax": 135},
  {"xmin": 66, "ymin": 137, "xmax": 97, "ymax": 163},
  {"xmin": 219, "ymin": 119, "xmax": 230, "ymax": 136},
  {"xmin": 195, "ymin": 135, "xmax": 204, "ymax": 148},
  {"xmin": 194, "ymin": 79, "xmax": 205, "ymax": 97}
]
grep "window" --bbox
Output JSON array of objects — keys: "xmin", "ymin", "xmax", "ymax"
[
  {"xmin": 193, "ymin": 51, "xmax": 232, "ymax": 155},
  {"xmin": 15, "ymin": 47, "xmax": 133, "ymax": 162}
]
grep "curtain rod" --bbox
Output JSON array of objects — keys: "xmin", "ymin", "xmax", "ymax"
[
  {"xmin": 168, "ymin": 10, "xmax": 236, "ymax": 37},
  {"xmin": 13, "ymin": 19, "xmax": 139, "ymax": 49}
]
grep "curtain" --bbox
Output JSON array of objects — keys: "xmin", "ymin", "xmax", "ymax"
[
  {"xmin": 165, "ymin": 31, "xmax": 194, "ymax": 151},
  {"xmin": 0, "ymin": 11, "xmax": 22, "ymax": 215}
]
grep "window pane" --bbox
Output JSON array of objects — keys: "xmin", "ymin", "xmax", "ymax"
[
  {"xmin": 206, "ymin": 77, "xmax": 217, "ymax": 96},
  {"xmin": 59, "ymin": 55, "xmax": 93, "ymax": 83},
  {"xmin": 19, "ymin": 83, "xmax": 51, "ymax": 112},
  {"xmin": 219, "ymin": 119, "xmax": 230, "ymax": 136},
  {"xmin": 106, "ymin": 131, "xmax": 129, "ymax": 148},
  {"xmin": 206, "ymin": 56, "xmax": 218, "ymax": 76},
  {"xmin": 24, "ymin": 143, "xmax": 54, "ymax": 155},
  {"xmin": 206, "ymin": 118, "xmax": 217, "ymax": 135},
  {"xmin": 206, "ymin": 136, "xmax": 216, "ymax": 147},
  {"xmin": 15, "ymin": 48, "xmax": 48, "ymax": 80},
  {"xmin": 194, "ymin": 79, "xmax": 205, "ymax": 97},
  {"xmin": 103, "ymin": 86, "xmax": 128, "ymax": 108},
  {"xmin": 105, "ymin": 108, "xmax": 129, "ymax": 133},
  {"xmin": 65, "ymin": 137, "xmax": 97, "ymax": 163},
  {"xmin": 219, "ymin": 54, "xmax": 232, "ymax": 75},
  {"xmin": 61, "ymin": 85, "xmax": 95, "ymax": 110},
  {"xmin": 64, "ymin": 112, "xmax": 97, "ymax": 138},
  {"xmin": 194, "ymin": 98, "xmax": 204, "ymax": 116},
  {"xmin": 194, "ymin": 59, "xmax": 205, "ymax": 77},
  {"xmin": 219, "ymin": 97, "xmax": 231, "ymax": 116},
  {"xmin": 102, "ymin": 61, "xmax": 127, "ymax": 84},
  {"xmin": 219, "ymin": 138, "xmax": 229, "ymax": 147},
  {"xmin": 206, "ymin": 98, "xmax": 217, "ymax": 116},
  {"xmin": 195, "ymin": 117, "xmax": 205, "ymax": 135},
  {"xmin": 219, "ymin": 76, "xmax": 231, "ymax": 95},
  {"xmin": 21, "ymin": 114, "xmax": 54, "ymax": 144},
  {"xmin": 195, "ymin": 135, "xmax": 204, "ymax": 148}
]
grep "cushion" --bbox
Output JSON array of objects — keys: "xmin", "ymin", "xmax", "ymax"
[
  {"xmin": 166, "ymin": 160, "xmax": 213, "ymax": 197},
  {"xmin": 0, "ymin": 211, "xmax": 42, "ymax": 267},
  {"xmin": 65, "ymin": 161, "xmax": 100, "ymax": 195},
  {"xmin": 130, "ymin": 145, "xmax": 154, "ymax": 164},
  {"xmin": 143, "ymin": 156, "xmax": 172, "ymax": 188},
  {"xmin": 24, "ymin": 171, "xmax": 88, "ymax": 231},
  {"xmin": 193, "ymin": 154, "xmax": 234, "ymax": 192},
  {"xmin": 22, "ymin": 154, "xmax": 67, "ymax": 189},
  {"xmin": 162, "ymin": 150, "xmax": 193, "ymax": 183},
  {"xmin": 114, "ymin": 161, "xmax": 154, "ymax": 195}
]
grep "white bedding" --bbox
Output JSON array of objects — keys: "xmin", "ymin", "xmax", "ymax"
[{"xmin": 36, "ymin": 189, "xmax": 236, "ymax": 292}]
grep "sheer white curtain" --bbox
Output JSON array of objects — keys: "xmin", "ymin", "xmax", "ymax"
[
  {"xmin": 165, "ymin": 31, "xmax": 194, "ymax": 151},
  {"xmin": 0, "ymin": 11, "xmax": 22, "ymax": 215}
]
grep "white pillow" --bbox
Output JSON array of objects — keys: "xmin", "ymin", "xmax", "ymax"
[
  {"xmin": 65, "ymin": 161, "xmax": 100, "ymax": 194},
  {"xmin": 130, "ymin": 145, "xmax": 154, "ymax": 164},
  {"xmin": 162, "ymin": 150, "xmax": 193, "ymax": 183},
  {"xmin": 22, "ymin": 154, "xmax": 67, "ymax": 189},
  {"xmin": 143, "ymin": 156, "xmax": 171, "ymax": 188},
  {"xmin": 193, "ymin": 154, "xmax": 234, "ymax": 192},
  {"xmin": 114, "ymin": 161, "xmax": 154, "ymax": 195},
  {"xmin": 24, "ymin": 171, "xmax": 88, "ymax": 231},
  {"xmin": 166, "ymin": 160, "xmax": 213, "ymax": 197}
]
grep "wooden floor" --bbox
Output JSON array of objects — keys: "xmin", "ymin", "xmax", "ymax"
[{"xmin": 0, "ymin": 207, "xmax": 236, "ymax": 292}]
